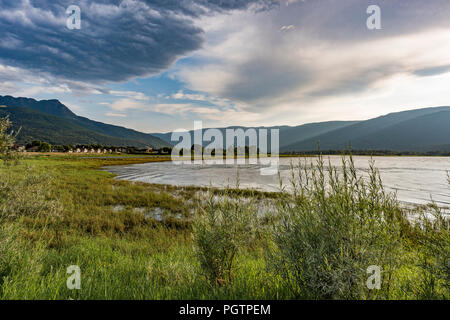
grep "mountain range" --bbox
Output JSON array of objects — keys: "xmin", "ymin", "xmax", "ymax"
[
  {"xmin": 1, "ymin": 95, "xmax": 450, "ymax": 152},
  {"xmin": 0, "ymin": 95, "xmax": 170, "ymax": 148},
  {"xmin": 152, "ymin": 107, "xmax": 450, "ymax": 152},
  {"xmin": 151, "ymin": 121, "xmax": 358, "ymax": 151},
  {"xmin": 153, "ymin": 106, "xmax": 450, "ymax": 152},
  {"xmin": 280, "ymin": 106, "xmax": 450, "ymax": 152}
]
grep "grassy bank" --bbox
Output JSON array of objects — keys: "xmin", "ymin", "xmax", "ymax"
[{"xmin": 0, "ymin": 154, "xmax": 448, "ymax": 299}]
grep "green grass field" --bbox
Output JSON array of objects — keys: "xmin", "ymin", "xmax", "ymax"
[{"xmin": 0, "ymin": 154, "xmax": 448, "ymax": 299}]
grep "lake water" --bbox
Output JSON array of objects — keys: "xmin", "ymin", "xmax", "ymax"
[{"xmin": 105, "ymin": 156, "xmax": 450, "ymax": 208}]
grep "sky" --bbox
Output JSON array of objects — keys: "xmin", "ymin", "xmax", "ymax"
[{"xmin": 1, "ymin": 0, "xmax": 450, "ymax": 133}]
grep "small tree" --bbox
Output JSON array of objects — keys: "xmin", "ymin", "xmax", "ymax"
[
  {"xmin": 0, "ymin": 117, "xmax": 20, "ymax": 165},
  {"xmin": 38, "ymin": 142, "xmax": 52, "ymax": 152}
]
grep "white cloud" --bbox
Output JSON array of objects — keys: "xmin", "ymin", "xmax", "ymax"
[
  {"xmin": 106, "ymin": 112, "xmax": 127, "ymax": 118},
  {"xmin": 20, "ymin": 84, "xmax": 71, "ymax": 96},
  {"xmin": 109, "ymin": 90, "xmax": 150, "ymax": 101},
  {"xmin": 170, "ymin": 90, "xmax": 235, "ymax": 109},
  {"xmin": 171, "ymin": 91, "xmax": 208, "ymax": 101},
  {"xmin": 110, "ymin": 98, "xmax": 148, "ymax": 111},
  {"xmin": 0, "ymin": 63, "xmax": 104, "ymax": 98},
  {"xmin": 0, "ymin": 81, "xmax": 18, "ymax": 94},
  {"xmin": 152, "ymin": 103, "xmax": 218, "ymax": 116}
]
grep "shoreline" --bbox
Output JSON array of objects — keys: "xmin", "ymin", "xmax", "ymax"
[{"xmin": 101, "ymin": 156, "xmax": 450, "ymax": 214}]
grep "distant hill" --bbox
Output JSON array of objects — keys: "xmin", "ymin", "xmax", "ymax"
[
  {"xmin": 152, "ymin": 121, "xmax": 358, "ymax": 150},
  {"xmin": 0, "ymin": 95, "xmax": 76, "ymax": 119},
  {"xmin": 0, "ymin": 95, "xmax": 170, "ymax": 148},
  {"xmin": 277, "ymin": 121, "xmax": 359, "ymax": 148},
  {"xmin": 154, "ymin": 107, "xmax": 450, "ymax": 153},
  {"xmin": 281, "ymin": 107, "xmax": 450, "ymax": 152}
]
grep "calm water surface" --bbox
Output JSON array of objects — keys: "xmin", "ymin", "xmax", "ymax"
[{"xmin": 105, "ymin": 156, "xmax": 450, "ymax": 207}]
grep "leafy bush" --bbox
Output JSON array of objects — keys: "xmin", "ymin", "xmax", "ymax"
[
  {"xmin": 38, "ymin": 142, "xmax": 52, "ymax": 153},
  {"xmin": 413, "ymin": 175, "xmax": 450, "ymax": 299},
  {"xmin": 193, "ymin": 189, "xmax": 260, "ymax": 286},
  {"xmin": 267, "ymin": 155, "xmax": 405, "ymax": 299},
  {"xmin": 0, "ymin": 117, "xmax": 20, "ymax": 165}
]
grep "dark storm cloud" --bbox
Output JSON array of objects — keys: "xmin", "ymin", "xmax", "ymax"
[
  {"xmin": 0, "ymin": 0, "xmax": 276, "ymax": 82},
  {"xmin": 142, "ymin": 0, "xmax": 277, "ymax": 16},
  {"xmin": 222, "ymin": 56, "xmax": 312, "ymax": 104}
]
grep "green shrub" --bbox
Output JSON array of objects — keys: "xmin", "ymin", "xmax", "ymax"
[
  {"xmin": 193, "ymin": 189, "xmax": 260, "ymax": 286},
  {"xmin": 267, "ymin": 155, "xmax": 405, "ymax": 299},
  {"xmin": 0, "ymin": 117, "xmax": 21, "ymax": 165},
  {"xmin": 413, "ymin": 177, "xmax": 450, "ymax": 299},
  {"xmin": 38, "ymin": 142, "xmax": 52, "ymax": 153}
]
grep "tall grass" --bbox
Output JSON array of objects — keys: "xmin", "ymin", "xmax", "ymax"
[
  {"xmin": 266, "ymin": 155, "xmax": 405, "ymax": 299},
  {"xmin": 192, "ymin": 188, "xmax": 261, "ymax": 286},
  {"xmin": 413, "ymin": 195, "xmax": 449, "ymax": 298},
  {"xmin": 0, "ymin": 166, "xmax": 55, "ymax": 298},
  {"xmin": 0, "ymin": 167, "xmax": 61, "ymax": 220}
]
